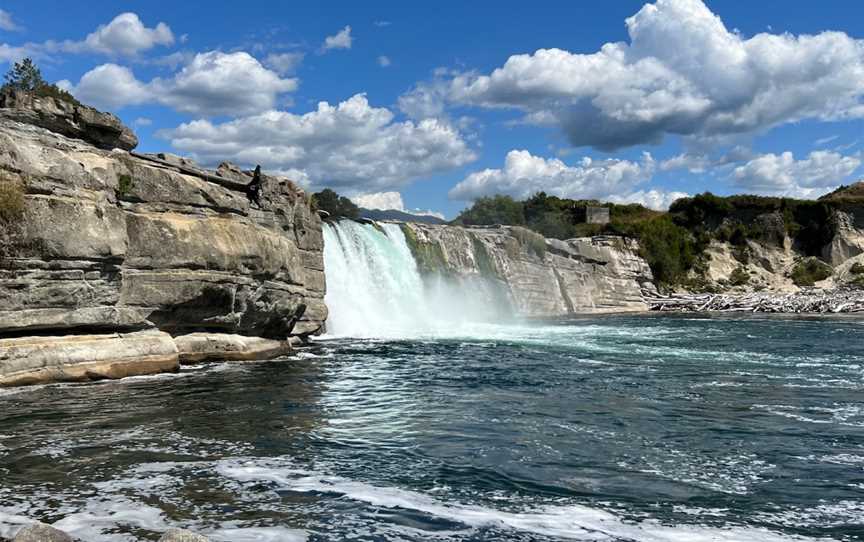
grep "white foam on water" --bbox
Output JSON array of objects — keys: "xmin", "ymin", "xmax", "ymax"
[
  {"xmin": 207, "ymin": 525, "xmax": 307, "ymax": 542},
  {"xmin": 52, "ymin": 495, "xmax": 172, "ymax": 542},
  {"xmin": 752, "ymin": 403, "xmax": 864, "ymax": 427},
  {"xmin": 215, "ymin": 458, "xmax": 838, "ymax": 542},
  {"xmin": 0, "ymin": 511, "xmax": 35, "ymax": 540}
]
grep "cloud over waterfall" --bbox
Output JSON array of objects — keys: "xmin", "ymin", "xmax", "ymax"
[
  {"xmin": 449, "ymin": 150, "xmax": 684, "ymax": 209},
  {"xmin": 161, "ymin": 94, "xmax": 476, "ymax": 193},
  {"xmin": 403, "ymin": 0, "xmax": 864, "ymax": 150}
]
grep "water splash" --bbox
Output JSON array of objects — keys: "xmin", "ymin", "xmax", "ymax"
[{"xmin": 323, "ymin": 220, "xmax": 510, "ymax": 337}]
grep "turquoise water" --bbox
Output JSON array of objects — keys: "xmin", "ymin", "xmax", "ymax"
[{"xmin": 0, "ymin": 314, "xmax": 863, "ymax": 541}]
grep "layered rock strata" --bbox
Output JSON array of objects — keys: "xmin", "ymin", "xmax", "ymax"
[
  {"xmin": 402, "ymin": 223, "xmax": 655, "ymax": 316},
  {"xmin": 0, "ymin": 93, "xmax": 326, "ymax": 386}
]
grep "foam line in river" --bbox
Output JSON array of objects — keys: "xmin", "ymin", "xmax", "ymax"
[{"xmin": 216, "ymin": 457, "xmax": 837, "ymax": 542}]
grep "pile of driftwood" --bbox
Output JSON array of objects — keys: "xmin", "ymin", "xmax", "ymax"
[{"xmin": 643, "ymin": 288, "xmax": 864, "ymax": 313}]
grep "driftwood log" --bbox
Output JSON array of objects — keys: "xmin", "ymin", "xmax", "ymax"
[{"xmin": 643, "ymin": 288, "xmax": 864, "ymax": 313}]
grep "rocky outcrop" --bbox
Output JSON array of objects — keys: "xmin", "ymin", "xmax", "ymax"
[
  {"xmin": 402, "ymin": 223, "xmax": 654, "ymax": 316},
  {"xmin": 0, "ymin": 99, "xmax": 326, "ymax": 386},
  {"xmin": 0, "ymin": 330, "xmax": 179, "ymax": 387},
  {"xmin": 823, "ymin": 210, "xmax": 864, "ymax": 266},
  {"xmin": 0, "ymin": 89, "xmax": 137, "ymax": 151}
]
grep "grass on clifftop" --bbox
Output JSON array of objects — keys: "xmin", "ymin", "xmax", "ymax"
[{"xmin": 451, "ymin": 191, "xmax": 860, "ymax": 289}]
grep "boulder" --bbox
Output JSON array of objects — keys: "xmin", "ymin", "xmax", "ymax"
[
  {"xmin": 12, "ymin": 523, "xmax": 73, "ymax": 542},
  {"xmin": 0, "ymin": 330, "xmax": 179, "ymax": 387},
  {"xmin": 174, "ymin": 333, "xmax": 292, "ymax": 364},
  {"xmin": 0, "ymin": 88, "xmax": 137, "ymax": 150},
  {"xmin": 158, "ymin": 529, "xmax": 210, "ymax": 542}
]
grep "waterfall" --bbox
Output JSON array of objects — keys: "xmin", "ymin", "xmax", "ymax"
[{"xmin": 323, "ymin": 220, "xmax": 510, "ymax": 337}]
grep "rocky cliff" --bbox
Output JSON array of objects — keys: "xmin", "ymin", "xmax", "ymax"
[
  {"xmin": 0, "ymin": 93, "xmax": 326, "ymax": 386},
  {"xmin": 402, "ymin": 223, "xmax": 655, "ymax": 316}
]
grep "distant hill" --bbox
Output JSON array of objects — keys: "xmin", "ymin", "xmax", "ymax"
[
  {"xmin": 359, "ymin": 208, "xmax": 447, "ymax": 224},
  {"xmin": 819, "ymin": 181, "xmax": 864, "ymax": 201}
]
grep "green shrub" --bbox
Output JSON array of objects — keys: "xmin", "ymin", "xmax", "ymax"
[
  {"xmin": 850, "ymin": 262, "xmax": 864, "ymax": 275},
  {"xmin": 729, "ymin": 266, "xmax": 750, "ymax": 286},
  {"xmin": 455, "ymin": 195, "xmax": 525, "ymax": 226},
  {"xmin": 849, "ymin": 274, "xmax": 864, "ymax": 288},
  {"xmin": 572, "ymin": 223, "xmax": 604, "ymax": 238},
  {"xmin": 2, "ymin": 58, "xmax": 81, "ymax": 107},
  {"xmin": 0, "ymin": 176, "xmax": 26, "ymax": 258},
  {"xmin": 0, "ymin": 176, "xmax": 24, "ymax": 223},
  {"xmin": 116, "ymin": 174, "xmax": 134, "ymax": 199},
  {"xmin": 313, "ymin": 188, "xmax": 358, "ymax": 220},
  {"xmin": 791, "ymin": 257, "xmax": 833, "ymax": 286},
  {"xmin": 635, "ymin": 215, "xmax": 700, "ymax": 286}
]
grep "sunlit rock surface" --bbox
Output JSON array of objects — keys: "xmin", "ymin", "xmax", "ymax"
[
  {"xmin": 0, "ymin": 98, "xmax": 326, "ymax": 386},
  {"xmin": 402, "ymin": 223, "xmax": 654, "ymax": 316}
]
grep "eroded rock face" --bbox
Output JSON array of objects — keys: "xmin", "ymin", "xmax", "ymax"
[
  {"xmin": 0, "ymin": 89, "xmax": 137, "ymax": 151},
  {"xmin": 823, "ymin": 210, "xmax": 864, "ymax": 266},
  {"xmin": 0, "ymin": 109, "xmax": 326, "ymax": 385},
  {"xmin": 402, "ymin": 223, "xmax": 654, "ymax": 316}
]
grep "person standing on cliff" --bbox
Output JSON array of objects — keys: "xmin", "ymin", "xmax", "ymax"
[{"xmin": 247, "ymin": 165, "xmax": 262, "ymax": 208}]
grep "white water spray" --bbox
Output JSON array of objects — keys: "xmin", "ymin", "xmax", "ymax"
[{"xmin": 323, "ymin": 221, "xmax": 510, "ymax": 337}]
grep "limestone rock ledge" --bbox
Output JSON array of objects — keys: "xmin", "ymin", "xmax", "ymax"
[
  {"xmin": 0, "ymin": 95, "xmax": 326, "ymax": 387},
  {"xmin": 175, "ymin": 333, "xmax": 292, "ymax": 364},
  {"xmin": 0, "ymin": 330, "xmax": 179, "ymax": 387},
  {"xmin": 402, "ymin": 223, "xmax": 655, "ymax": 316}
]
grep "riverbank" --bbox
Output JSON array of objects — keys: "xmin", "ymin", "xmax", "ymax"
[{"xmin": 643, "ymin": 287, "xmax": 864, "ymax": 313}]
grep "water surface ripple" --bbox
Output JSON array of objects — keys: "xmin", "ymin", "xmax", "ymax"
[{"xmin": 0, "ymin": 314, "xmax": 862, "ymax": 541}]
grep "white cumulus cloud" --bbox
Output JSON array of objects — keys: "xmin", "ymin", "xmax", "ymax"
[
  {"xmin": 160, "ymin": 94, "xmax": 476, "ymax": 193},
  {"xmin": 66, "ymin": 12, "xmax": 174, "ymax": 56},
  {"xmin": 352, "ymin": 191, "xmax": 405, "ymax": 210},
  {"xmin": 66, "ymin": 51, "xmax": 297, "ymax": 116},
  {"xmin": 449, "ymin": 150, "xmax": 683, "ymax": 209},
  {"xmin": 322, "ymin": 25, "xmax": 352, "ymax": 52},
  {"xmin": 377, "ymin": 55, "xmax": 391, "ymax": 67},
  {"xmin": 733, "ymin": 150, "xmax": 861, "ymax": 198},
  {"xmin": 404, "ymin": 0, "xmax": 864, "ymax": 150},
  {"xmin": 69, "ymin": 63, "xmax": 150, "ymax": 109}
]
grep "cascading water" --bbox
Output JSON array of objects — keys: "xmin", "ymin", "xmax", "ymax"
[{"xmin": 323, "ymin": 220, "xmax": 510, "ymax": 337}]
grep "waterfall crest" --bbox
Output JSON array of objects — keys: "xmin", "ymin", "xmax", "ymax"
[{"xmin": 323, "ymin": 221, "xmax": 510, "ymax": 337}]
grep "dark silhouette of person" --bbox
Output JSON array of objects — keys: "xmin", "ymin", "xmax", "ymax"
[{"xmin": 246, "ymin": 165, "xmax": 262, "ymax": 207}]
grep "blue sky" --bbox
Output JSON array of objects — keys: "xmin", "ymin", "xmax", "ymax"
[{"xmin": 2, "ymin": 0, "xmax": 864, "ymax": 218}]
